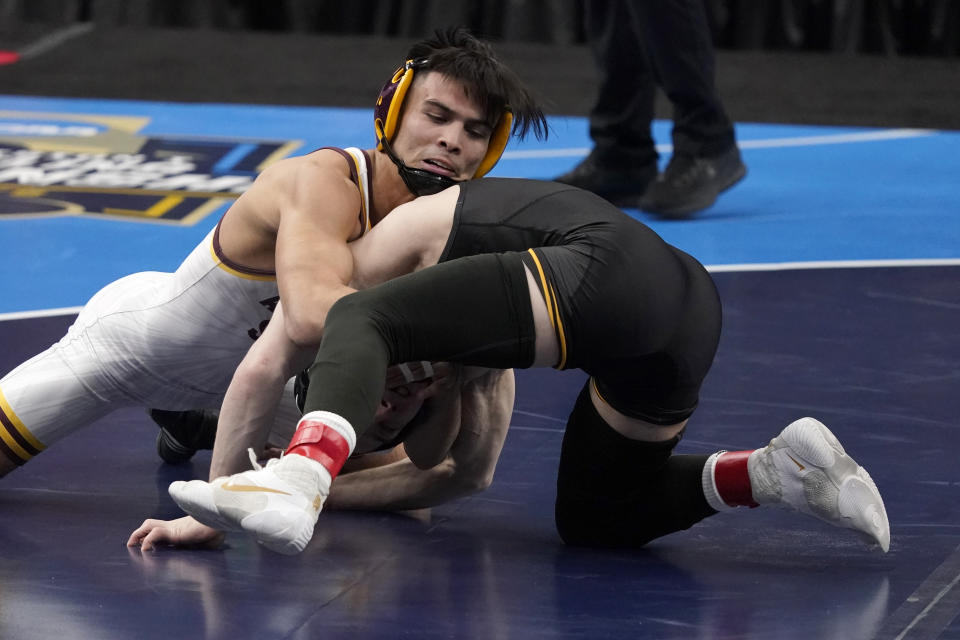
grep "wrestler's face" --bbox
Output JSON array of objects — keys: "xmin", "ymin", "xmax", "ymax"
[{"xmin": 390, "ymin": 71, "xmax": 493, "ymax": 181}]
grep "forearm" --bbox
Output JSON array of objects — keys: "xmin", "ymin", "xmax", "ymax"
[
  {"xmin": 400, "ymin": 370, "xmax": 463, "ymax": 470},
  {"xmin": 209, "ymin": 358, "xmax": 289, "ymax": 480},
  {"xmin": 209, "ymin": 301, "xmax": 314, "ymax": 480},
  {"xmin": 326, "ymin": 457, "xmax": 471, "ymax": 511},
  {"xmin": 326, "ymin": 369, "xmax": 515, "ymax": 512}
]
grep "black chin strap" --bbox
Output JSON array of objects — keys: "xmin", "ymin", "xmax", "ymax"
[{"xmin": 379, "ymin": 135, "xmax": 458, "ymax": 196}]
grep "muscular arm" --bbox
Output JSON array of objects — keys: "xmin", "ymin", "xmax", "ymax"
[
  {"xmin": 130, "ymin": 367, "xmax": 513, "ymax": 548},
  {"xmin": 325, "ymin": 368, "xmax": 515, "ymax": 511},
  {"xmin": 131, "ymin": 153, "xmax": 408, "ymax": 548},
  {"xmin": 209, "ymin": 301, "xmax": 315, "ymax": 480},
  {"xmin": 348, "ymin": 186, "xmax": 459, "ymax": 289},
  {"xmin": 211, "ymin": 153, "xmax": 364, "ymax": 475},
  {"xmin": 268, "ymin": 153, "xmax": 360, "ymax": 346},
  {"xmin": 129, "ymin": 311, "xmax": 311, "ymax": 550}
]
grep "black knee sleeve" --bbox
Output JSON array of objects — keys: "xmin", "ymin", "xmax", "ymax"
[{"xmin": 555, "ymin": 381, "xmax": 715, "ymax": 548}]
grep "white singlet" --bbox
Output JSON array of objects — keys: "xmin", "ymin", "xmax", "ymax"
[{"xmin": 0, "ymin": 147, "xmax": 373, "ymax": 465}]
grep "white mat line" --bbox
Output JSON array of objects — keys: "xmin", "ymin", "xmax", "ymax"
[
  {"xmin": 706, "ymin": 258, "xmax": 960, "ymax": 272},
  {"xmin": 502, "ymin": 128, "xmax": 937, "ymax": 160},
  {"xmin": 2, "ymin": 258, "xmax": 958, "ymax": 322},
  {"xmin": 0, "ymin": 306, "xmax": 83, "ymax": 321}
]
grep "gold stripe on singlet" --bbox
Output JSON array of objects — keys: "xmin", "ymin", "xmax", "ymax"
[
  {"xmin": 0, "ymin": 388, "xmax": 45, "ymax": 464},
  {"xmin": 548, "ymin": 282, "xmax": 568, "ymax": 370},
  {"xmin": 344, "ymin": 151, "xmax": 370, "ymax": 234},
  {"xmin": 209, "ymin": 219, "xmax": 277, "ymax": 281},
  {"xmin": 525, "ymin": 249, "xmax": 568, "ymax": 370}
]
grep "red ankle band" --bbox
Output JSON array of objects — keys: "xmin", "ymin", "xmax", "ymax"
[
  {"xmin": 714, "ymin": 450, "xmax": 759, "ymax": 508},
  {"xmin": 287, "ymin": 419, "xmax": 351, "ymax": 478}
]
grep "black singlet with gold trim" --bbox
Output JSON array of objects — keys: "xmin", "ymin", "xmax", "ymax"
[{"xmin": 440, "ymin": 177, "xmax": 721, "ymax": 424}]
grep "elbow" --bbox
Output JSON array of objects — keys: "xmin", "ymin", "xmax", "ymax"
[
  {"xmin": 281, "ymin": 287, "xmax": 356, "ymax": 347},
  {"xmin": 235, "ymin": 350, "xmax": 287, "ymax": 389},
  {"xmin": 450, "ymin": 462, "xmax": 495, "ymax": 496},
  {"xmin": 464, "ymin": 474, "xmax": 493, "ymax": 495},
  {"xmin": 283, "ymin": 309, "xmax": 326, "ymax": 348},
  {"xmin": 472, "ymin": 469, "xmax": 495, "ymax": 493}
]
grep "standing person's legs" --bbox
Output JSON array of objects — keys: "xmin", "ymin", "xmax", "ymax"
[
  {"xmin": 632, "ymin": 0, "xmax": 747, "ymax": 217},
  {"xmin": 631, "ymin": 0, "xmax": 734, "ymax": 156},
  {"xmin": 584, "ymin": 0, "xmax": 657, "ymax": 162},
  {"xmin": 554, "ymin": 0, "xmax": 658, "ymax": 204}
]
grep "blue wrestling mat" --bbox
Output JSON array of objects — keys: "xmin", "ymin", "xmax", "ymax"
[
  {"xmin": 2, "ymin": 94, "xmax": 960, "ymax": 640},
  {"xmin": 1, "ymin": 94, "xmax": 959, "ymax": 313}
]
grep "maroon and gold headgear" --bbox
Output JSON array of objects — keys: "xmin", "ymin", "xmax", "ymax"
[{"xmin": 374, "ymin": 58, "xmax": 514, "ymax": 179}]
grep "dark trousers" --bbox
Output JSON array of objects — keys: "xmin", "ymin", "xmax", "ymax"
[{"xmin": 586, "ymin": 0, "xmax": 736, "ymax": 160}]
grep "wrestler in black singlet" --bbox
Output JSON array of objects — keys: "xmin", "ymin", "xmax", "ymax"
[
  {"xmin": 443, "ymin": 178, "xmax": 722, "ymax": 424},
  {"xmin": 304, "ymin": 178, "xmax": 723, "ymax": 547},
  {"xmin": 305, "ymin": 177, "xmax": 722, "ymax": 432}
]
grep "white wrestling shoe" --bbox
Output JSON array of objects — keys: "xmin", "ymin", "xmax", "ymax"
[
  {"xmin": 748, "ymin": 417, "xmax": 891, "ymax": 552},
  {"xmin": 170, "ymin": 449, "xmax": 330, "ymax": 555}
]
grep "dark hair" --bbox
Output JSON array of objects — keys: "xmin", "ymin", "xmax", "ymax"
[{"xmin": 406, "ymin": 27, "xmax": 548, "ymax": 142}]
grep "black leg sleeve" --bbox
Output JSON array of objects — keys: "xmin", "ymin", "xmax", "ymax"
[
  {"xmin": 303, "ymin": 253, "xmax": 536, "ymax": 438},
  {"xmin": 555, "ymin": 382, "xmax": 717, "ymax": 548}
]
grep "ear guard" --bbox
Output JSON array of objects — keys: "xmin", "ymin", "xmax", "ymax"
[
  {"xmin": 475, "ymin": 110, "xmax": 513, "ymax": 178},
  {"xmin": 374, "ymin": 58, "xmax": 513, "ymax": 178}
]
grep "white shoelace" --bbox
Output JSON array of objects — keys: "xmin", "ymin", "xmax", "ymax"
[{"xmin": 246, "ymin": 447, "xmax": 282, "ymax": 471}]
